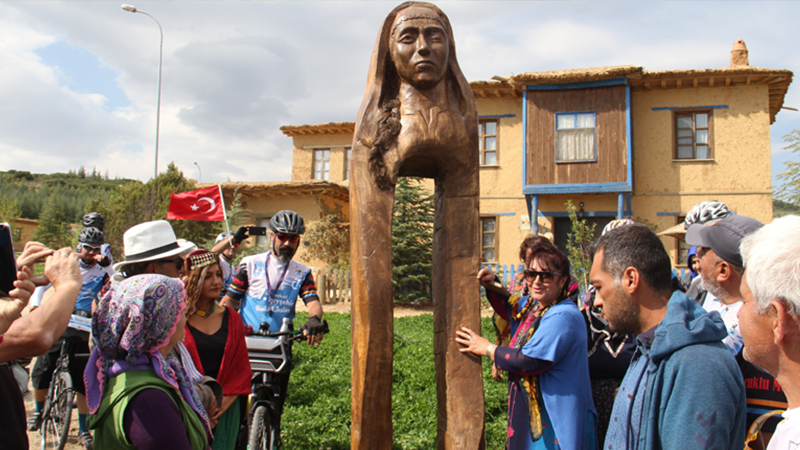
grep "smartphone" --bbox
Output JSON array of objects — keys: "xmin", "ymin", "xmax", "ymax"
[
  {"xmin": 248, "ymin": 227, "xmax": 267, "ymax": 236},
  {"xmin": 0, "ymin": 223, "xmax": 17, "ymax": 296}
]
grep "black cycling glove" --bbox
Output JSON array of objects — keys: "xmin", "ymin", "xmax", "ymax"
[
  {"xmin": 232, "ymin": 226, "xmax": 248, "ymax": 245},
  {"xmin": 303, "ymin": 315, "xmax": 326, "ymax": 336},
  {"xmin": 97, "ymin": 255, "xmax": 111, "ymax": 267}
]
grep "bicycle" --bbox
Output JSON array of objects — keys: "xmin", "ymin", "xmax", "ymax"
[
  {"xmin": 38, "ymin": 317, "xmax": 91, "ymax": 450},
  {"xmin": 244, "ymin": 318, "xmax": 329, "ymax": 450}
]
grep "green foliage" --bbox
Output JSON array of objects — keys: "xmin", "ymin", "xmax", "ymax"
[
  {"xmin": 32, "ymin": 197, "xmax": 75, "ymax": 249},
  {"xmin": 392, "ymin": 178, "xmax": 434, "ymax": 302},
  {"xmin": 103, "ymin": 162, "xmax": 223, "ymax": 260},
  {"xmin": 304, "ymin": 198, "xmax": 350, "ymax": 271},
  {"xmin": 282, "ymin": 312, "xmax": 507, "ymax": 449},
  {"xmin": 0, "ymin": 198, "xmax": 22, "ymax": 225},
  {"xmin": 0, "ymin": 169, "xmax": 136, "ymax": 221},
  {"xmin": 565, "ymin": 200, "xmax": 596, "ymax": 293},
  {"xmin": 633, "ymin": 216, "xmax": 659, "ymax": 233},
  {"xmin": 773, "ymin": 198, "xmax": 800, "ymax": 218},
  {"xmin": 775, "ymin": 129, "xmax": 800, "ymax": 205}
]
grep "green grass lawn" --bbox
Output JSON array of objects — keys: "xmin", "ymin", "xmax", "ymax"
[{"xmin": 283, "ymin": 312, "xmax": 508, "ymax": 449}]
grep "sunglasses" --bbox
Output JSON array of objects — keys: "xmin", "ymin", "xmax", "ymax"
[
  {"xmin": 523, "ymin": 270, "xmax": 564, "ymax": 284},
  {"xmin": 275, "ymin": 233, "xmax": 300, "ymax": 244},
  {"xmin": 80, "ymin": 244, "xmax": 102, "ymax": 253},
  {"xmin": 157, "ymin": 258, "xmax": 184, "ymax": 270}
]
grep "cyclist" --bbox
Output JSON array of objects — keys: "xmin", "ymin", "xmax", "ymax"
[
  {"xmin": 81, "ymin": 212, "xmax": 114, "ymax": 267},
  {"xmin": 28, "ymin": 227, "xmax": 113, "ymax": 449},
  {"xmin": 211, "ymin": 228, "xmax": 246, "ymax": 299},
  {"xmin": 220, "ymin": 210, "xmax": 327, "ymax": 435}
]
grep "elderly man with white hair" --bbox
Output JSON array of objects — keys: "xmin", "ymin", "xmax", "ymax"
[{"xmin": 739, "ymin": 215, "xmax": 800, "ymax": 449}]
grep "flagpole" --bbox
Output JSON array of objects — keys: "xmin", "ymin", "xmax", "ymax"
[{"xmin": 218, "ymin": 184, "xmax": 233, "ymax": 246}]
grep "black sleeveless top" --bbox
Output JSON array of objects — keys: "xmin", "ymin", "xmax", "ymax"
[{"xmin": 188, "ymin": 310, "xmax": 229, "ymax": 379}]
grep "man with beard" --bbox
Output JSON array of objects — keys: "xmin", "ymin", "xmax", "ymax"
[
  {"xmin": 221, "ymin": 210, "xmax": 325, "ymax": 344},
  {"xmin": 686, "ymin": 215, "xmax": 788, "ymax": 448},
  {"xmin": 220, "ymin": 211, "xmax": 325, "ymax": 439},
  {"xmin": 590, "ymin": 223, "xmax": 745, "ymax": 450}
]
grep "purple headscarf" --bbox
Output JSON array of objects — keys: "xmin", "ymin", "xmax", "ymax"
[{"xmin": 84, "ymin": 274, "xmax": 210, "ymax": 433}]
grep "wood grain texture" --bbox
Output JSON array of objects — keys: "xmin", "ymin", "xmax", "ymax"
[{"xmin": 350, "ymin": 3, "xmax": 484, "ymax": 449}]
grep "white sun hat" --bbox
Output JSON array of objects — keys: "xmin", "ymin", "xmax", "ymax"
[{"xmin": 113, "ymin": 220, "xmax": 195, "ymax": 272}]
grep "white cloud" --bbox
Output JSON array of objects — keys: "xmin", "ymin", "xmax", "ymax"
[{"xmin": 0, "ymin": 1, "xmax": 798, "ymax": 188}]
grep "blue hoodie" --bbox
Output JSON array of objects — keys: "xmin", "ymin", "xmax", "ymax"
[{"xmin": 605, "ymin": 291, "xmax": 746, "ymax": 450}]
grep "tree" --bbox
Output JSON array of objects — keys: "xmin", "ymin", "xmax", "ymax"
[
  {"xmin": 392, "ymin": 177, "xmax": 434, "ymax": 302},
  {"xmin": 775, "ymin": 129, "xmax": 800, "ymax": 206},
  {"xmin": 103, "ymin": 162, "xmax": 223, "ymax": 260},
  {"xmin": 304, "ymin": 198, "xmax": 350, "ymax": 271},
  {"xmin": 32, "ymin": 198, "xmax": 75, "ymax": 249},
  {"xmin": 565, "ymin": 200, "xmax": 596, "ymax": 293}
]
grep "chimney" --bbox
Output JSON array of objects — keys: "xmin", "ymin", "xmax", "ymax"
[{"xmin": 731, "ymin": 39, "xmax": 749, "ymax": 66}]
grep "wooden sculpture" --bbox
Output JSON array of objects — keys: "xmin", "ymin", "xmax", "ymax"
[{"xmin": 349, "ymin": 2, "xmax": 483, "ymax": 449}]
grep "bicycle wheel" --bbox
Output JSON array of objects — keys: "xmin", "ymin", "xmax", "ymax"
[
  {"xmin": 247, "ymin": 405, "xmax": 272, "ymax": 450},
  {"xmin": 41, "ymin": 372, "xmax": 74, "ymax": 450}
]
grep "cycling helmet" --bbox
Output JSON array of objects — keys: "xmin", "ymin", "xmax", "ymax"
[
  {"xmin": 602, "ymin": 219, "xmax": 635, "ymax": 236},
  {"xmin": 78, "ymin": 227, "xmax": 104, "ymax": 245},
  {"xmin": 269, "ymin": 210, "xmax": 305, "ymax": 235},
  {"xmin": 82, "ymin": 212, "xmax": 106, "ymax": 231},
  {"xmin": 684, "ymin": 201, "xmax": 732, "ymax": 230}
]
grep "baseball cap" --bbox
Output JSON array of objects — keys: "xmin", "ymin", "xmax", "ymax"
[{"xmin": 685, "ymin": 215, "xmax": 764, "ymax": 267}]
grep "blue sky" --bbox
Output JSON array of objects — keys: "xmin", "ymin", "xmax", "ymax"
[{"xmin": 0, "ymin": 1, "xmax": 798, "ymax": 191}]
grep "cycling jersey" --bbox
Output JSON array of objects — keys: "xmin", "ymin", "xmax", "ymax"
[
  {"xmin": 226, "ymin": 252, "xmax": 318, "ymax": 333},
  {"xmin": 218, "ymin": 256, "xmax": 236, "ymax": 299},
  {"xmin": 31, "ymin": 259, "xmax": 111, "ymax": 311}
]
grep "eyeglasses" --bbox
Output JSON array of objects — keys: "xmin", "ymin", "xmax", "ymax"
[
  {"xmin": 523, "ymin": 270, "xmax": 564, "ymax": 284},
  {"xmin": 80, "ymin": 244, "xmax": 102, "ymax": 253},
  {"xmin": 157, "ymin": 258, "xmax": 184, "ymax": 271},
  {"xmin": 275, "ymin": 233, "xmax": 300, "ymax": 244}
]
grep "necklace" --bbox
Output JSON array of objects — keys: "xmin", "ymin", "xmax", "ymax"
[{"xmin": 194, "ymin": 301, "xmax": 216, "ymax": 318}]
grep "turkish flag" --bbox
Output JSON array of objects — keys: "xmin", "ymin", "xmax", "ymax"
[{"xmin": 167, "ymin": 186, "xmax": 225, "ymax": 221}]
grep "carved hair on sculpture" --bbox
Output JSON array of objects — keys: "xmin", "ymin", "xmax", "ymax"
[{"xmin": 355, "ymin": 1, "xmax": 474, "ymax": 191}]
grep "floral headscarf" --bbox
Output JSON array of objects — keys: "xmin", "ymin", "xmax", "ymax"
[{"xmin": 84, "ymin": 274, "xmax": 210, "ymax": 433}]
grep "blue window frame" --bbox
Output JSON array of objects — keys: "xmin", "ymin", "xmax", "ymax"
[{"xmin": 555, "ymin": 111, "xmax": 596, "ymax": 163}]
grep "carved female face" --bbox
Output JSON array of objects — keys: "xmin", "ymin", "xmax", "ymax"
[{"xmin": 390, "ymin": 14, "xmax": 449, "ymax": 90}]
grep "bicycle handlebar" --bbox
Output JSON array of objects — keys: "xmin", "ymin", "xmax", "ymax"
[{"xmin": 251, "ymin": 320, "xmax": 330, "ymax": 340}]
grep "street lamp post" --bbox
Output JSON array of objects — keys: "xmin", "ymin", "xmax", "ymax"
[
  {"xmin": 194, "ymin": 161, "xmax": 202, "ymax": 183},
  {"xmin": 122, "ymin": 4, "xmax": 163, "ymax": 179}
]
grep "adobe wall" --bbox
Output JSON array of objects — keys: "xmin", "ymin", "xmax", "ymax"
[
  {"xmin": 632, "ymin": 84, "xmax": 773, "ymax": 267},
  {"xmin": 290, "ymin": 133, "xmax": 353, "ymax": 182}
]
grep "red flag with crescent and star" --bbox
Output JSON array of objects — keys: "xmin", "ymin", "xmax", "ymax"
[{"xmin": 167, "ymin": 186, "xmax": 225, "ymax": 221}]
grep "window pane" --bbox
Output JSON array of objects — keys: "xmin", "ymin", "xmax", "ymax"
[
  {"xmin": 696, "ymin": 145, "xmax": 710, "ymax": 159},
  {"xmin": 485, "ymin": 136, "xmax": 496, "ymax": 150},
  {"xmin": 482, "ymin": 249, "xmax": 495, "ymax": 262},
  {"xmin": 577, "ymin": 113, "xmax": 595, "ymax": 128},
  {"xmin": 677, "ymin": 116, "xmax": 693, "ymax": 129},
  {"xmin": 315, "ymin": 150, "xmax": 322, "ymax": 159},
  {"xmin": 483, "ymin": 233, "xmax": 494, "ymax": 247},
  {"xmin": 696, "ymin": 114, "xmax": 708, "ymax": 128},
  {"xmin": 482, "ymin": 219, "xmax": 495, "ymax": 232},
  {"xmin": 484, "ymin": 121, "xmax": 497, "ymax": 135},
  {"xmin": 677, "ymin": 145, "xmax": 693, "ymax": 159},
  {"xmin": 323, "ymin": 172, "xmax": 329, "ymax": 180},
  {"xmin": 323, "ymin": 161, "xmax": 330, "ymax": 170},
  {"xmin": 315, "ymin": 161, "xmax": 322, "ymax": 170},
  {"xmin": 477, "ymin": 122, "xmax": 483, "ymax": 135},
  {"xmin": 677, "ymin": 129, "xmax": 693, "ymax": 138},
  {"xmin": 696, "ymin": 129, "xmax": 708, "ymax": 144},
  {"xmin": 484, "ymin": 151, "xmax": 496, "ymax": 165},
  {"xmin": 677, "ymin": 137, "xmax": 693, "ymax": 145},
  {"xmin": 557, "ymin": 114, "xmax": 574, "ymax": 130}
]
